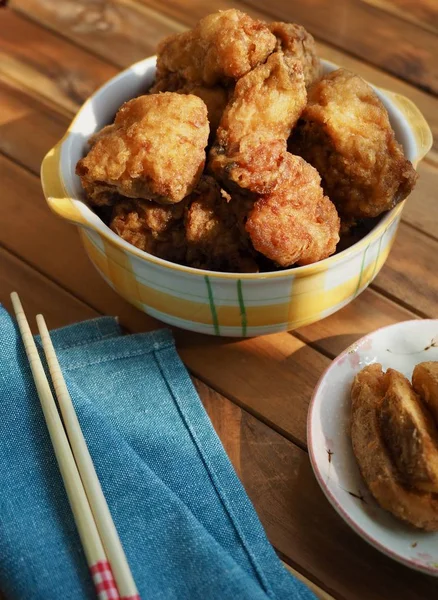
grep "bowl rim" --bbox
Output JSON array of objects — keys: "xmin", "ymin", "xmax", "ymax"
[
  {"xmin": 307, "ymin": 319, "xmax": 438, "ymax": 575},
  {"xmin": 47, "ymin": 56, "xmax": 417, "ymax": 281}
]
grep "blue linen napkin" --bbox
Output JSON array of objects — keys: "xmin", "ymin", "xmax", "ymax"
[{"xmin": 0, "ymin": 306, "xmax": 315, "ymax": 600}]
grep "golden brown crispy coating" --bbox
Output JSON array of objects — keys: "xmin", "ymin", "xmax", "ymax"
[
  {"xmin": 209, "ymin": 52, "xmax": 307, "ymax": 194},
  {"xmin": 185, "ymin": 177, "xmax": 258, "ymax": 272},
  {"xmin": 379, "ymin": 369, "xmax": 438, "ymax": 493},
  {"xmin": 351, "ymin": 364, "xmax": 438, "ymax": 531},
  {"xmin": 413, "ymin": 362, "xmax": 438, "ymax": 426},
  {"xmin": 156, "ymin": 9, "xmax": 276, "ymax": 86},
  {"xmin": 269, "ymin": 22, "xmax": 321, "ymax": 88},
  {"xmin": 149, "ymin": 74, "xmax": 230, "ymax": 135},
  {"xmin": 110, "ymin": 198, "xmax": 187, "ymax": 262},
  {"xmin": 245, "ymin": 154, "xmax": 339, "ymax": 267},
  {"xmin": 76, "ymin": 93, "xmax": 209, "ymax": 205},
  {"xmin": 290, "ymin": 69, "xmax": 417, "ymax": 219}
]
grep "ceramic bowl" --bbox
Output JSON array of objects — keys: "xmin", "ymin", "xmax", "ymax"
[
  {"xmin": 41, "ymin": 57, "xmax": 432, "ymax": 337},
  {"xmin": 308, "ymin": 320, "xmax": 438, "ymax": 574}
]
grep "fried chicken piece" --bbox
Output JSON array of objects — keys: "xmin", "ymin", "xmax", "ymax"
[
  {"xmin": 156, "ymin": 9, "xmax": 276, "ymax": 86},
  {"xmin": 290, "ymin": 69, "xmax": 418, "ymax": 219},
  {"xmin": 269, "ymin": 22, "xmax": 321, "ymax": 88},
  {"xmin": 413, "ymin": 362, "xmax": 438, "ymax": 426},
  {"xmin": 209, "ymin": 52, "xmax": 307, "ymax": 194},
  {"xmin": 185, "ymin": 177, "xmax": 258, "ymax": 272},
  {"xmin": 76, "ymin": 93, "xmax": 209, "ymax": 205},
  {"xmin": 110, "ymin": 197, "xmax": 186, "ymax": 262},
  {"xmin": 149, "ymin": 74, "xmax": 230, "ymax": 135},
  {"xmin": 351, "ymin": 364, "xmax": 438, "ymax": 531},
  {"xmin": 379, "ymin": 369, "xmax": 438, "ymax": 493},
  {"xmin": 245, "ymin": 154, "xmax": 339, "ymax": 267}
]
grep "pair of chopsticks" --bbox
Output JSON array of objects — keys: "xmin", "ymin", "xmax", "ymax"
[{"xmin": 11, "ymin": 293, "xmax": 140, "ymax": 600}]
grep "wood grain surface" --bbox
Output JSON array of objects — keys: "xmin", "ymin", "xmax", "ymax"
[{"xmin": 0, "ymin": 2, "xmax": 437, "ymax": 599}]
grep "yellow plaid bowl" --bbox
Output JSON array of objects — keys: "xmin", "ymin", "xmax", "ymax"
[{"xmin": 41, "ymin": 57, "xmax": 432, "ymax": 337}]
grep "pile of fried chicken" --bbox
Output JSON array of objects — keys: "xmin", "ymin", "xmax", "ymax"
[
  {"xmin": 76, "ymin": 9, "xmax": 417, "ymax": 273},
  {"xmin": 352, "ymin": 362, "xmax": 438, "ymax": 530}
]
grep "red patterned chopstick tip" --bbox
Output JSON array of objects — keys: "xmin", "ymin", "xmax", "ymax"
[{"xmin": 90, "ymin": 560, "xmax": 120, "ymax": 600}]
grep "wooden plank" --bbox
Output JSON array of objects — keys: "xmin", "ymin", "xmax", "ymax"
[
  {"xmin": 9, "ymin": 0, "xmax": 438, "ymax": 153},
  {"xmin": 9, "ymin": 0, "xmax": 185, "ymax": 68},
  {"xmin": 0, "ymin": 10, "xmax": 116, "ymax": 115},
  {"xmin": 0, "ymin": 74, "xmax": 67, "ymax": 173},
  {"xmin": 360, "ymin": 0, "xmax": 438, "ymax": 34},
  {"xmin": 0, "ymin": 246, "xmax": 97, "ymax": 329},
  {"xmin": 296, "ymin": 290, "xmax": 417, "ymax": 358},
  {"xmin": 374, "ymin": 222, "xmax": 438, "ymax": 317},
  {"xmin": 180, "ymin": 332, "xmax": 329, "ymax": 445},
  {"xmin": 281, "ymin": 563, "xmax": 335, "ymax": 600},
  {"xmin": 241, "ymin": 0, "xmax": 438, "ymax": 94},
  {"xmin": 403, "ymin": 158, "xmax": 438, "ymax": 238},
  {"xmin": 202, "ymin": 380, "xmax": 438, "ymax": 600}
]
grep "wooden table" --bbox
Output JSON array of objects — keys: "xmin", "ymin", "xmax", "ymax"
[{"xmin": 0, "ymin": 1, "xmax": 437, "ymax": 598}]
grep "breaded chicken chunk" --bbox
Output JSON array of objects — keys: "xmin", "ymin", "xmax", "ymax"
[
  {"xmin": 76, "ymin": 93, "xmax": 209, "ymax": 205},
  {"xmin": 149, "ymin": 74, "xmax": 230, "ymax": 135},
  {"xmin": 269, "ymin": 22, "xmax": 321, "ymax": 88},
  {"xmin": 156, "ymin": 9, "xmax": 276, "ymax": 86},
  {"xmin": 245, "ymin": 154, "xmax": 340, "ymax": 266},
  {"xmin": 185, "ymin": 177, "xmax": 257, "ymax": 272},
  {"xmin": 110, "ymin": 197, "xmax": 187, "ymax": 262},
  {"xmin": 209, "ymin": 52, "xmax": 307, "ymax": 194},
  {"xmin": 290, "ymin": 69, "xmax": 417, "ymax": 218}
]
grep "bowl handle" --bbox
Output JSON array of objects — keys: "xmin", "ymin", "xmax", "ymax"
[
  {"xmin": 384, "ymin": 90, "xmax": 433, "ymax": 164},
  {"xmin": 41, "ymin": 140, "xmax": 89, "ymax": 227}
]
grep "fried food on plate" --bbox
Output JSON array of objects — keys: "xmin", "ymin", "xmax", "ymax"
[
  {"xmin": 209, "ymin": 52, "xmax": 307, "ymax": 194},
  {"xmin": 185, "ymin": 177, "xmax": 258, "ymax": 272},
  {"xmin": 290, "ymin": 69, "xmax": 417, "ymax": 219},
  {"xmin": 245, "ymin": 154, "xmax": 339, "ymax": 267},
  {"xmin": 76, "ymin": 93, "xmax": 209, "ymax": 205},
  {"xmin": 110, "ymin": 197, "xmax": 187, "ymax": 262},
  {"xmin": 156, "ymin": 9, "xmax": 276, "ymax": 86},
  {"xmin": 351, "ymin": 364, "xmax": 438, "ymax": 531},
  {"xmin": 269, "ymin": 22, "xmax": 321, "ymax": 87},
  {"xmin": 150, "ymin": 74, "xmax": 230, "ymax": 135},
  {"xmin": 379, "ymin": 369, "xmax": 438, "ymax": 493},
  {"xmin": 413, "ymin": 362, "xmax": 438, "ymax": 426}
]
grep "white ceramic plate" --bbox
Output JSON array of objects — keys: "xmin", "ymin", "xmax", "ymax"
[{"xmin": 308, "ymin": 320, "xmax": 438, "ymax": 575}]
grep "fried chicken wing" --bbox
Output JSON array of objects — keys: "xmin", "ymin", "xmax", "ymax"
[
  {"xmin": 269, "ymin": 22, "xmax": 321, "ymax": 87},
  {"xmin": 185, "ymin": 177, "xmax": 258, "ymax": 272},
  {"xmin": 76, "ymin": 93, "xmax": 209, "ymax": 205},
  {"xmin": 289, "ymin": 69, "xmax": 418, "ymax": 219},
  {"xmin": 110, "ymin": 197, "xmax": 187, "ymax": 262},
  {"xmin": 149, "ymin": 74, "xmax": 230, "ymax": 135},
  {"xmin": 156, "ymin": 9, "xmax": 276, "ymax": 86},
  {"xmin": 245, "ymin": 154, "xmax": 340, "ymax": 266},
  {"xmin": 209, "ymin": 52, "xmax": 307, "ymax": 194}
]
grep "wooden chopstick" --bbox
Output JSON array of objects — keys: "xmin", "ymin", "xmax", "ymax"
[
  {"xmin": 36, "ymin": 313, "xmax": 140, "ymax": 600},
  {"xmin": 10, "ymin": 293, "xmax": 118, "ymax": 600}
]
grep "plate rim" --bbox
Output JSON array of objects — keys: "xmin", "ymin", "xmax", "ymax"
[{"xmin": 307, "ymin": 318, "xmax": 438, "ymax": 576}]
